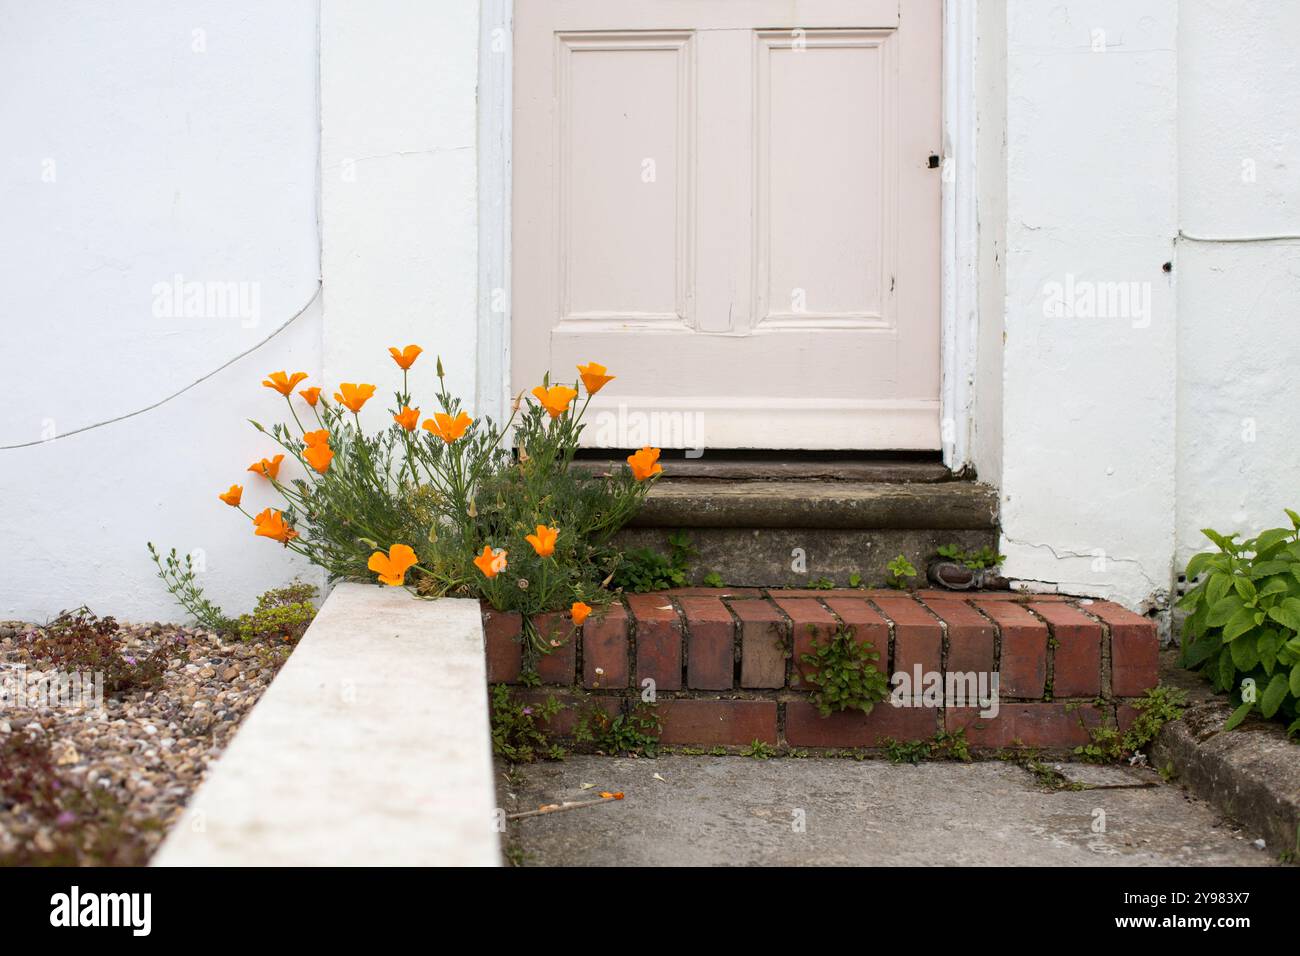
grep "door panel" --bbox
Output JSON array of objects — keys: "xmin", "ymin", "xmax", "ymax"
[{"xmin": 513, "ymin": 0, "xmax": 942, "ymax": 449}]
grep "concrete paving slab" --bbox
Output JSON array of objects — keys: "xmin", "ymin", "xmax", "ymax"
[{"xmin": 501, "ymin": 755, "xmax": 1277, "ymax": 867}]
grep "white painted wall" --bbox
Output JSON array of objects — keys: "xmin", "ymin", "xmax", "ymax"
[
  {"xmin": 319, "ymin": 0, "xmax": 481, "ymax": 429},
  {"xmin": 993, "ymin": 1, "xmax": 1179, "ymax": 610},
  {"xmin": 1175, "ymin": 0, "xmax": 1300, "ymax": 571},
  {"xmin": 0, "ymin": 0, "xmax": 323, "ymax": 621}
]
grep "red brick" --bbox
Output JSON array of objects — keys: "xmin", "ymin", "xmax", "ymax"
[
  {"xmin": 1031, "ymin": 602, "xmax": 1102, "ymax": 697},
  {"xmin": 532, "ymin": 612, "xmax": 576, "ymax": 684},
  {"xmin": 972, "ymin": 599, "xmax": 1047, "ymax": 699},
  {"xmin": 785, "ymin": 701, "xmax": 938, "ymax": 747},
  {"xmin": 770, "ymin": 597, "xmax": 837, "ymax": 688},
  {"xmin": 483, "ymin": 607, "xmax": 522, "ymax": 683},
  {"xmin": 1116, "ymin": 703, "xmax": 1140, "ymax": 733},
  {"xmin": 730, "ymin": 598, "xmax": 788, "ymax": 689},
  {"xmin": 872, "ymin": 596, "xmax": 942, "ymax": 681},
  {"xmin": 678, "ymin": 596, "xmax": 735, "ymax": 690},
  {"xmin": 627, "ymin": 593, "xmax": 683, "ymax": 691},
  {"xmin": 823, "ymin": 597, "xmax": 890, "ymax": 667},
  {"xmin": 946, "ymin": 702, "xmax": 1104, "ymax": 749},
  {"xmin": 582, "ymin": 602, "xmax": 629, "ymax": 689},
  {"xmin": 1087, "ymin": 600, "xmax": 1159, "ymax": 696},
  {"xmin": 922, "ymin": 598, "xmax": 996, "ymax": 675},
  {"xmin": 657, "ymin": 699, "xmax": 777, "ymax": 746}
]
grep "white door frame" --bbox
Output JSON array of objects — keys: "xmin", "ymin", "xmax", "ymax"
[{"xmin": 476, "ymin": 0, "xmax": 978, "ymax": 467}]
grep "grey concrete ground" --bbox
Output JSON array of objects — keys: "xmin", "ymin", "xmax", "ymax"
[{"xmin": 500, "ymin": 755, "xmax": 1279, "ymax": 866}]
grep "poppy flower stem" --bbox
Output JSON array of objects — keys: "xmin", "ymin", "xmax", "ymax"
[{"xmin": 283, "ymin": 395, "xmax": 306, "ymax": 436}]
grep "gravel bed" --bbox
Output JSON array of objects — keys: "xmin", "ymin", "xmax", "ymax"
[{"xmin": 0, "ymin": 620, "xmax": 291, "ymax": 864}]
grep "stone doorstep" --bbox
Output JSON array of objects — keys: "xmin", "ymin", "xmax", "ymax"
[
  {"xmin": 483, "ymin": 589, "xmax": 1161, "ymax": 751},
  {"xmin": 154, "ymin": 584, "xmax": 499, "ymax": 867}
]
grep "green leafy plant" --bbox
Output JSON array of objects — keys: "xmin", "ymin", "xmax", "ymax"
[
  {"xmin": 848, "ymin": 572, "xmax": 864, "ymax": 588},
  {"xmin": 798, "ymin": 626, "xmax": 889, "ymax": 717},
  {"xmin": 1072, "ymin": 686, "xmax": 1187, "ymax": 763},
  {"xmin": 881, "ymin": 730, "xmax": 972, "ymax": 764},
  {"xmin": 610, "ymin": 532, "xmax": 696, "ymax": 593},
  {"xmin": 1178, "ymin": 514, "xmax": 1300, "ymax": 738},
  {"xmin": 701, "ymin": 571, "xmax": 725, "ymax": 589},
  {"xmin": 936, "ymin": 543, "xmax": 1006, "ymax": 570},
  {"xmin": 147, "ymin": 543, "xmax": 234, "ymax": 632},
  {"xmin": 885, "ymin": 554, "xmax": 917, "ymax": 589},
  {"xmin": 236, "ymin": 582, "xmax": 317, "ymax": 644},
  {"xmin": 225, "ymin": 356, "xmax": 660, "ymax": 659},
  {"xmin": 26, "ymin": 608, "xmax": 174, "ymax": 696},
  {"xmin": 574, "ymin": 700, "xmax": 662, "ymax": 756},
  {"xmin": 807, "ymin": 577, "xmax": 835, "ymax": 590},
  {"xmin": 742, "ymin": 739, "xmax": 778, "ymax": 759},
  {"xmin": 489, "ymin": 684, "xmax": 565, "ymax": 763}
]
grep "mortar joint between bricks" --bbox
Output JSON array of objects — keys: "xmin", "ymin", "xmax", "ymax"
[
  {"xmin": 1071, "ymin": 599, "xmax": 1115, "ymax": 702},
  {"xmin": 666, "ymin": 595, "xmax": 689, "ymax": 691},
  {"xmin": 861, "ymin": 596, "xmax": 898, "ymax": 683},
  {"xmin": 762, "ymin": 595, "xmax": 799, "ymax": 690},
  {"xmin": 963, "ymin": 597, "xmax": 1005, "ymax": 695},
  {"xmin": 717, "ymin": 597, "xmax": 745, "ymax": 689},
  {"xmin": 1021, "ymin": 601, "xmax": 1058, "ymax": 701}
]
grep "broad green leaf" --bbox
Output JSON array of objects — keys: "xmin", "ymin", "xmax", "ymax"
[
  {"xmin": 1230, "ymin": 633, "xmax": 1259, "ymax": 672},
  {"xmin": 1257, "ymin": 629, "xmax": 1280, "ymax": 668},
  {"xmin": 1260, "ymin": 673, "xmax": 1289, "ymax": 719},
  {"xmin": 1285, "ymin": 508, "xmax": 1300, "ymax": 531},
  {"xmin": 1222, "ymin": 607, "xmax": 1257, "ymax": 642},
  {"xmin": 1290, "ymin": 662, "xmax": 1300, "ymax": 699},
  {"xmin": 1207, "ymin": 572, "xmax": 1233, "ymax": 605},
  {"xmin": 1266, "ymin": 598, "xmax": 1300, "ymax": 633},
  {"xmin": 1218, "ymin": 647, "xmax": 1236, "ymax": 690},
  {"xmin": 1207, "ymin": 593, "xmax": 1244, "ymax": 627},
  {"xmin": 1233, "ymin": 576, "xmax": 1258, "ymax": 601},
  {"xmin": 1180, "ymin": 630, "xmax": 1220, "ymax": 668},
  {"xmin": 1202, "ymin": 528, "xmax": 1237, "ymax": 552},
  {"xmin": 1257, "ymin": 576, "xmax": 1291, "ymax": 598},
  {"xmin": 1223, "ymin": 701, "xmax": 1253, "ymax": 731},
  {"xmin": 1249, "ymin": 560, "xmax": 1292, "ymax": 579},
  {"xmin": 1176, "ymin": 587, "xmax": 1202, "ymax": 610},
  {"xmin": 1254, "ymin": 528, "xmax": 1292, "ymax": 555},
  {"xmin": 1185, "ymin": 551, "xmax": 1215, "ymax": 581}
]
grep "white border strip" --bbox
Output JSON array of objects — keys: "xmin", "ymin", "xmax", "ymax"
[{"xmin": 477, "ymin": 0, "xmax": 513, "ymax": 425}]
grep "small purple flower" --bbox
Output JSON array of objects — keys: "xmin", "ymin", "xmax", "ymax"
[
  {"xmin": 521, "ymin": 706, "xmax": 534, "ymax": 716},
  {"xmin": 125, "ymin": 656, "xmax": 137, "ymax": 665},
  {"xmin": 55, "ymin": 811, "xmax": 77, "ymax": 827}
]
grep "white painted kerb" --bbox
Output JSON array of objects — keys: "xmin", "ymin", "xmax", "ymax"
[{"xmin": 153, "ymin": 584, "xmax": 498, "ymax": 866}]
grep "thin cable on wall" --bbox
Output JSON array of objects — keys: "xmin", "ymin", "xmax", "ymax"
[
  {"xmin": 1178, "ymin": 230, "xmax": 1300, "ymax": 243},
  {"xmin": 0, "ymin": 281, "xmax": 323, "ymax": 451}
]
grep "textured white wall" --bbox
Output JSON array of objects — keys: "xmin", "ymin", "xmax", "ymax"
[
  {"xmin": 1176, "ymin": 0, "xmax": 1300, "ymax": 569},
  {"xmin": 997, "ymin": 1, "xmax": 1179, "ymax": 610},
  {"xmin": 319, "ymin": 0, "xmax": 481, "ymax": 429},
  {"xmin": 0, "ymin": 1, "xmax": 323, "ymax": 621}
]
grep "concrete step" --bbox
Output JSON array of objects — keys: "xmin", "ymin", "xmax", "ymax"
[{"xmin": 612, "ymin": 477, "xmax": 999, "ymax": 589}]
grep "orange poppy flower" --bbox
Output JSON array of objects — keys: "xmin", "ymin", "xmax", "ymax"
[
  {"xmin": 299, "ymin": 386, "xmax": 322, "ymax": 407},
  {"xmin": 334, "ymin": 383, "xmax": 377, "ymax": 414},
  {"xmin": 599, "ymin": 792, "xmax": 625, "ymax": 800},
  {"xmin": 303, "ymin": 442, "xmax": 333, "ymax": 473},
  {"xmin": 422, "ymin": 411, "xmax": 473, "ymax": 444},
  {"xmin": 368, "ymin": 543, "xmax": 419, "ymax": 587},
  {"xmin": 263, "ymin": 371, "xmax": 308, "ymax": 396},
  {"xmin": 303, "ymin": 429, "xmax": 330, "ymax": 447},
  {"xmin": 393, "ymin": 406, "xmax": 420, "ymax": 431},
  {"xmin": 388, "ymin": 345, "xmax": 423, "ymax": 370},
  {"xmin": 218, "ymin": 484, "xmax": 243, "ymax": 507},
  {"xmin": 473, "ymin": 545, "xmax": 508, "ymax": 578},
  {"xmin": 627, "ymin": 446, "xmax": 663, "ymax": 482},
  {"xmin": 577, "ymin": 362, "xmax": 615, "ymax": 395},
  {"xmin": 571, "ymin": 601, "xmax": 592, "ymax": 626},
  {"xmin": 252, "ymin": 508, "xmax": 298, "ymax": 544},
  {"xmin": 531, "ymin": 385, "xmax": 578, "ymax": 419},
  {"xmin": 525, "ymin": 524, "xmax": 559, "ymax": 558},
  {"xmin": 247, "ymin": 454, "xmax": 285, "ymax": 480}
]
